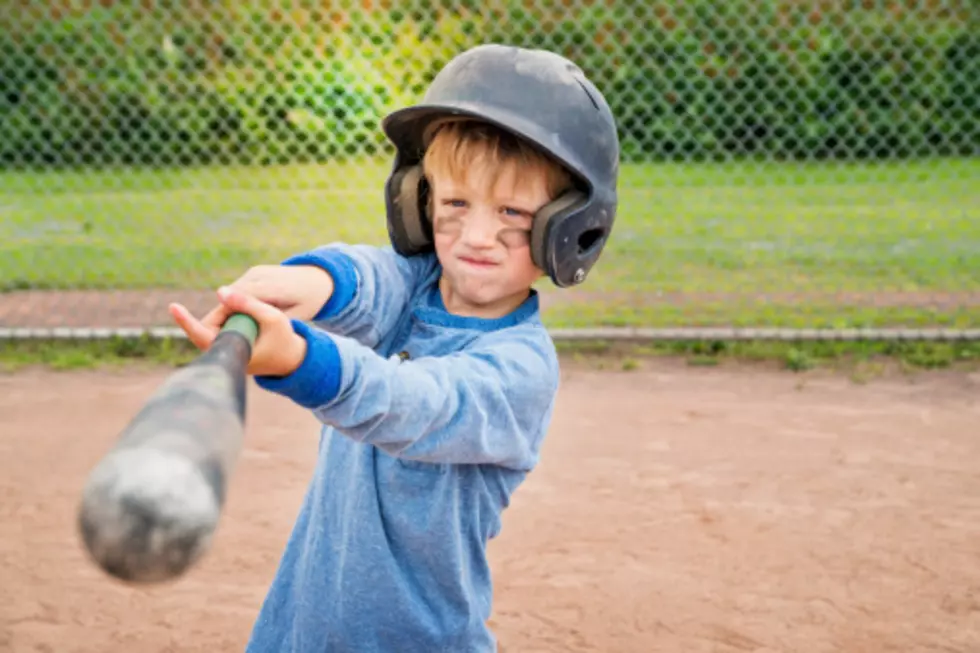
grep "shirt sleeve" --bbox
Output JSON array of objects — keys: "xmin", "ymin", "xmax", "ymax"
[
  {"xmin": 281, "ymin": 243, "xmax": 437, "ymax": 349},
  {"xmin": 255, "ymin": 319, "xmax": 560, "ymax": 471}
]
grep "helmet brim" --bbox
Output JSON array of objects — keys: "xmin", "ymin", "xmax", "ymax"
[{"xmin": 381, "ymin": 102, "xmax": 593, "ymax": 192}]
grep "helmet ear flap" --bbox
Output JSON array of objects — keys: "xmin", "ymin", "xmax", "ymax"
[
  {"xmin": 385, "ymin": 165, "xmax": 432, "ymax": 255},
  {"xmin": 531, "ymin": 190, "xmax": 589, "ymax": 285}
]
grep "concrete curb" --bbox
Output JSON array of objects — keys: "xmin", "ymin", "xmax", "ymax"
[{"xmin": 2, "ymin": 327, "xmax": 979, "ymax": 342}]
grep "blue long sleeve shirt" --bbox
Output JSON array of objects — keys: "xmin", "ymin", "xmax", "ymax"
[{"xmin": 243, "ymin": 243, "xmax": 561, "ymax": 652}]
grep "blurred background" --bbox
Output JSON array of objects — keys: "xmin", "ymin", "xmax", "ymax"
[{"xmin": 0, "ymin": 0, "xmax": 977, "ymax": 334}]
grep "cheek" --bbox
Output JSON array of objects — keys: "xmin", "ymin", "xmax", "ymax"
[
  {"xmin": 507, "ymin": 247, "xmax": 543, "ymax": 282},
  {"xmin": 433, "ymin": 232, "xmax": 456, "ymax": 257},
  {"xmin": 431, "ymin": 212, "xmax": 458, "ymax": 236}
]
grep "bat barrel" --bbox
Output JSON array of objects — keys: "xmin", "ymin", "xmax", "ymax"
[
  {"xmin": 78, "ymin": 446, "xmax": 225, "ymax": 583},
  {"xmin": 78, "ymin": 326, "xmax": 254, "ymax": 584}
]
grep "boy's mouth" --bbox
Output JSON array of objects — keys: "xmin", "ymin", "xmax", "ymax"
[{"xmin": 458, "ymin": 255, "xmax": 499, "ymax": 268}]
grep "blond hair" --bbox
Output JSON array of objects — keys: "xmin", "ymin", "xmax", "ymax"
[{"xmin": 421, "ymin": 118, "xmax": 573, "ymax": 201}]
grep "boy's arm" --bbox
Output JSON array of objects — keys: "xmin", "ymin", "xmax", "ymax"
[
  {"xmin": 255, "ymin": 321, "xmax": 559, "ymax": 471},
  {"xmin": 281, "ymin": 243, "xmax": 436, "ymax": 349}
]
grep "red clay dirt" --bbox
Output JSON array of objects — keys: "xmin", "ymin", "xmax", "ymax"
[
  {"xmin": 1, "ymin": 361, "xmax": 979, "ymax": 652},
  {"xmin": 3, "ymin": 289, "xmax": 980, "ymax": 328}
]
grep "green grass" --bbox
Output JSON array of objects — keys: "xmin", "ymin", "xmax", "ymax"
[
  {"xmin": 612, "ymin": 157, "xmax": 979, "ymax": 295},
  {"xmin": 4, "ymin": 336, "xmax": 978, "ymax": 376},
  {"xmin": 0, "ymin": 335, "xmax": 199, "ymax": 372},
  {"xmin": 1, "ymin": 157, "xmax": 978, "ymax": 328},
  {"xmin": 541, "ymin": 303, "xmax": 980, "ymax": 330},
  {"xmin": 554, "ymin": 338, "xmax": 980, "ymax": 376}
]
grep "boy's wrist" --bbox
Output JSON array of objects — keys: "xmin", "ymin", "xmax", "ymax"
[
  {"xmin": 255, "ymin": 319, "xmax": 343, "ymax": 409},
  {"xmin": 279, "ymin": 330, "xmax": 309, "ymax": 377}
]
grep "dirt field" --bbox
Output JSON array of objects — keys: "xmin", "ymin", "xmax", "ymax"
[{"xmin": 2, "ymin": 360, "xmax": 979, "ymax": 653}]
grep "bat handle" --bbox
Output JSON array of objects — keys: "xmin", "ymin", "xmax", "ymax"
[{"xmin": 219, "ymin": 313, "xmax": 259, "ymax": 349}]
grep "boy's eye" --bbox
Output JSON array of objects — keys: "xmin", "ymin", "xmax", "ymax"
[
  {"xmin": 443, "ymin": 199, "xmax": 467, "ymax": 208},
  {"xmin": 501, "ymin": 207, "xmax": 533, "ymax": 227}
]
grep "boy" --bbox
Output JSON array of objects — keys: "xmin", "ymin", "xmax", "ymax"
[{"xmin": 170, "ymin": 44, "xmax": 619, "ymax": 652}]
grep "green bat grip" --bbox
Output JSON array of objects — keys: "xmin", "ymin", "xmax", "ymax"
[{"xmin": 219, "ymin": 313, "xmax": 259, "ymax": 348}]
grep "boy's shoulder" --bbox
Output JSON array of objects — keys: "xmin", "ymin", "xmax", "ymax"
[
  {"xmin": 471, "ymin": 316, "xmax": 555, "ymax": 353},
  {"xmin": 438, "ymin": 303, "xmax": 560, "ymax": 384},
  {"xmin": 476, "ymin": 320, "xmax": 560, "ymax": 382}
]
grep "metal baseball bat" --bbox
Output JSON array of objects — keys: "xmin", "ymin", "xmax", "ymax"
[{"xmin": 77, "ymin": 314, "xmax": 258, "ymax": 584}]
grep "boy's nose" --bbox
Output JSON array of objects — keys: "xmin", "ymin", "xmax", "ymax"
[{"xmin": 460, "ymin": 210, "xmax": 498, "ymax": 248}]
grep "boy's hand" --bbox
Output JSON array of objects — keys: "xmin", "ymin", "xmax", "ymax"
[
  {"xmin": 191, "ymin": 265, "xmax": 335, "ymax": 334},
  {"xmin": 170, "ymin": 287, "xmax": 308, "ymax": 378}
]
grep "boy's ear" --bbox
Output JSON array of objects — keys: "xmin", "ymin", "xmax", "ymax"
[{"xmin": 386, "ymin": 164, "xmax": 433, "ymax": 255}]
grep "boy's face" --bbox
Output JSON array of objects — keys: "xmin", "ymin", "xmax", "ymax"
[{"xmin": 429, "ymin": 161, "xmax": 550, "ymax": 318}]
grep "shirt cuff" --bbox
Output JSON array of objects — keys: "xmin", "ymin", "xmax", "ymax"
[
  {"xmin": 281, "ymin": 248, "xmax": 359, "ymax": 320},
  {"xmin": 254, "ymin": 319, "xmax": 342, "ymax": 409}
]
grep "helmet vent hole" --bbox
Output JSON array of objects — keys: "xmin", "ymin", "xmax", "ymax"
[
  {"xmin": 577, "ymin": 228, "xmax": 604, "ymax": 254},
  {"xmin": 576, "ymin": 80, "xmax": 600, "ymax": 111}
]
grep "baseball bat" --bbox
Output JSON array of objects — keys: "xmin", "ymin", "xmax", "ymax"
[{"xmin": 77, "ymin": 313, "xmax": 258, "ymax": 585}]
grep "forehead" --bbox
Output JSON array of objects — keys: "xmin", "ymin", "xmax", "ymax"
[{"xmin": 429, "ymin": 157, "xmax": 550, "ymax": 198}]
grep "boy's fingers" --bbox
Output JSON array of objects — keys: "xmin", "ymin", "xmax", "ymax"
[
  {"xmin": 229, "ymin": 278, "xmax": 298, "ymax": 312},
  {"xmin": 217, "ymin": 286, "xmax": 284, "ymax": 325},
  {"xmin": 168, "ymin": 303, "xmax": 217, "ymax": 350},
  {"xmin": 200, "ymin": 303, "xmax": 234, "ymax": 330}
]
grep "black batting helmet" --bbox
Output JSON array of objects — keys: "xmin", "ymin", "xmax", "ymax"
[{"xmin": 380, "ymin": 44, "xmax": 620, "ymax": 288}]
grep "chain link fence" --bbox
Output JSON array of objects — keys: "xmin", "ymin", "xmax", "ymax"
[{"xmin": 1, "ymin": 0, "xmax": 978, "ymax": 339}]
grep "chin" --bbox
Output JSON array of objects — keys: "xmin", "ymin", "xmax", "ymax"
[
  {"xmin": 477, "ymin": 286, "xmax": 534, "ymax": 309},
  {"xmin": 446, "ymin": 275, "xmax": 511, "ymax": 305},
  {"xmin": 457, "ymin": 285, "xmax": 506, "ymax": 308}
]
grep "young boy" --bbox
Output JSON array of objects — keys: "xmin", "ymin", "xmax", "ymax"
[{"xmin": 170, "ymin": 44, "xmax": 619, "ymax": 652}]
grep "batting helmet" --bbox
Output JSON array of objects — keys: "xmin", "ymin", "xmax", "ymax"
[{"xmin": 380, "ymin": 44, "xmax": 620, "ymax": 288}]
